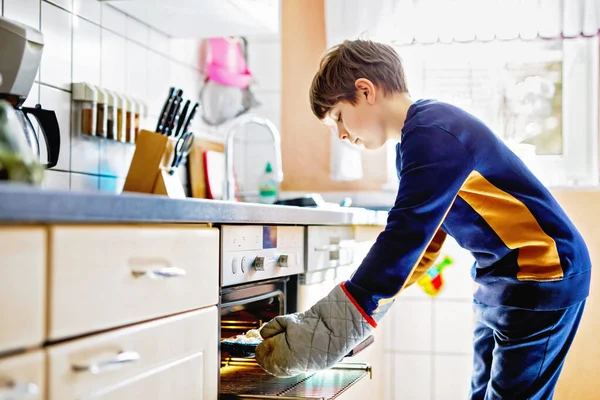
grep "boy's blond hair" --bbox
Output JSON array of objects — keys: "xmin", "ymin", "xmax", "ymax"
[{"xmin": 310, "ymin": 39, "xmax": 408, "ymax": 120}]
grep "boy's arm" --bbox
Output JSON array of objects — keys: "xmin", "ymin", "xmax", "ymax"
[
  {"xmin": 344, "ymin": 126, "xmax": 474, "ymax": 317},
  {"xmin": 255, "ymin": 126, "xmax": 474, "ymax": 378},
  {"xmin": 403, "ymin": 228, "xmax": 447, "ymax": 288}
]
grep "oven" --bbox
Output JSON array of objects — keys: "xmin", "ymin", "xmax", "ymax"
[{"xmin": 219, "ymin": 225, "xmax": 372, "ymax": 400}]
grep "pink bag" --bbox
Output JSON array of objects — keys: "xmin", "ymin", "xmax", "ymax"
[{"xmin": 200, "ymin": 37, "xmax": 253, "ymax": 89}]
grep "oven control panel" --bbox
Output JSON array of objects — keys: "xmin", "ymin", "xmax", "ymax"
[{"xmin": 221, "ymin": 225, "xmax": 305, "ymax": 287}]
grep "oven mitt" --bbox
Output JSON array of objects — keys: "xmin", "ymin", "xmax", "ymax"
[{"xmin": 255, "ymin": 282, "xmax": 383, "ymax": 378}]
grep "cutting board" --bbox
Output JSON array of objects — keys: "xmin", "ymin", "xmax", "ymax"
[
  {"xmin": 188, "ymin": 139, "xmax": 225, "ymax": 199},
  {"xmin": 203, "ymin": 150, "xmax": 225, "ymax": 200}
]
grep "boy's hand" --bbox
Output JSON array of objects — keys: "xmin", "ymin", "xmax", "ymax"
[{"xmin": 255, "ymin": 283, "xmax": 376, "ymax": 378}]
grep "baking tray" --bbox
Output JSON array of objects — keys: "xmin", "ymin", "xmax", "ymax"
[{"xmin": 221, "ymin": 335, "xmax": 374, "ymax": 359}]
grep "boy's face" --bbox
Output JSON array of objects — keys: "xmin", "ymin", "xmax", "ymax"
[{"xmin": 323, "ymin": 79, "xmax": 387, "ymax": 150}]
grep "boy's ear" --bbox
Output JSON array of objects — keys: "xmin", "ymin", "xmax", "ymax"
[{"xmin": 355, "ymin": 78, "xmax": 377, "ymax": 105}]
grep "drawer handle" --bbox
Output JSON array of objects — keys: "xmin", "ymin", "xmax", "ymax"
[
  {"xmin": 0, "ymin": 380, "xmax": 39, "ymax": 398},
  {"xmin": 315, "ymin": 245, "xmax": 338, "ymax": 252},
  {"xmin": 131, "ymin": 266, "xmax": 187, "ymax": 279},
  {"xmin": 72, "ymin": 351, "xmax": 141, "ymax": 375}
]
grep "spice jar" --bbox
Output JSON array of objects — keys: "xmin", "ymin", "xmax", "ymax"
[
  {"xmin": 72, "ymin": 83, "xmax": 98, "ymax": 136},
  {"xmin": 106, "ymin": 90, "xmax": 118, "ymax": 140},
  {"xmin": 96, "ymin": 87, "xmax": 108, "ymax": 138}
]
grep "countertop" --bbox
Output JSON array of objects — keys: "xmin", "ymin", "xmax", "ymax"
[{"xmin": 0, "ymin": 183, "xmax": 388, "ymax": 226}]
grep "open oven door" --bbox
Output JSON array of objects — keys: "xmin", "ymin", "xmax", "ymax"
[{"xmin": 220, "ymin": 359, "xmax": 372, "ymax": 400}]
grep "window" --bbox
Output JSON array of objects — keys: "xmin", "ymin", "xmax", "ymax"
[{"xmin": 386, "ymin": 37, "xmax": 599, "ymax": 188}]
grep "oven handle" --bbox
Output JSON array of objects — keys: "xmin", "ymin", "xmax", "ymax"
[{"xmin": 221, "ymin": 290, "xmax": 285, "ymax": 316}]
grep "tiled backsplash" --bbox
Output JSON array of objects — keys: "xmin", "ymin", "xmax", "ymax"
[
  {"xmin": 381, "ymin": 237, "xmax": 476, "ymax": 400},
  {"xmin": 1, "ymin": 0, "xmax": 282, "ymax": 194}
]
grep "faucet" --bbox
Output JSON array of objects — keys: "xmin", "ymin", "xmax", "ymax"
[{"xmin": 224, "ymin": 114, "xmax": 284, "ymax": 201}]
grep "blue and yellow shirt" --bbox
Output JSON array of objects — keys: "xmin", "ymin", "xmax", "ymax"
[{"xmin": 345, "ymin": 99, "xmax": 591, "ymax": 323}]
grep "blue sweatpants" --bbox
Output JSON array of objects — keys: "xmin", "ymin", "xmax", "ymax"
[{"xmin": 470, "ymin": 299, "xmax": 586, "ymax": 400}]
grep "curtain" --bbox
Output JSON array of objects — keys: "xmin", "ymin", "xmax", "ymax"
[{"xmin": 325, "ymin": 0, "xmax": 600, "ymax": 46}]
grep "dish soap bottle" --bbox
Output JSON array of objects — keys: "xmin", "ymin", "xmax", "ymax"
[{"xmin": 258, "ymin": 162, "xmax": 278, "ymax": 204}]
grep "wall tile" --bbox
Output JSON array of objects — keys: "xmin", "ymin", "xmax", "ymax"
[
  {"xmin": 146, "ymin": 51, "xmax": 170, "ymax": 117},
  {"xmin": 125, "ymin": 40, "xmax": 148, "ymax": 99},
  {"xmin": 100, "ymin": 28, "xmax": 126, "ymax": 93},
  {"xmin": 242, "ymin": 141, "xmax": 275, "ymax": 196},
  {"xmin": 433, "ymin": 301, "xmax": 476, "ymax": 354},
  {"xmin": 99, "ymin": 175, "xmax": 124, "ymax": 193},
  {"xmin": 40, "ymin": 1, "xmax": 72, "ymax": 90},
  {"xmin": 435, "ymin": 237, "xmax": 477, "ymax": 300},
  {"xmin": 45, "ymin": 0, "xmax": 71, "ymax": 12},
  {"xmin": 99, "ymin": 140, "xmax": 134, "ymax": 178},
  {"xmin": 148, "ymin": 29, "xmax": 169, "ymax": 55},
  {"xmin": 243, "ymin": 92, "xmax": 281, "ymax": 142},
  {"xmin": 72, "ymin": 0, "xmax": 100, "ymax": 25},
  {"xmin": 72, "ymin": 15, "xmax": 101, "ymax": 86},
  {"xmin": 42, "ymin": 169, "xmax": 70, "ymax": 190},
  {"xmin": 39, "ymin": 85, "xmax": 70, "ymax": 170},
  {"xmin": 247, "ymin": 40, "xmax": 281, "ymax": 92},
  {"xmin": 70, "ymin": 172, "xmax": 98, "ymax": 191},
  {"xmin": 100, "ymin": 3, "xmax": 125, "ymax": 35},
  {"xmin": 434, "ymin": 355, "xmax": 473, "ymax": 400},
  {"xmin": 391, "ymin": 299, "xmax": 433, "ymax": 352},
  {"xmin": 3, "ymin": 0, "xmax": 40, "ymax": 30},
  {"xmin": 393, "ymin": 354, "xmax": 432, "ymax": 400},
  {"xmin": 169, "ymin": 38, "xmax": 198, "ymax": 67},
  {"xmin": 125, "ymin": 16, "xmax": 148, "ymax": 46},
  {"xmin": 70, "ymin": 130, "xmax": 99, "ymax": 174}
]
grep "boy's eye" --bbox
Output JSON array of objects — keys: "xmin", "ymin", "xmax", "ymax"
[{"xmin": 337, "ymin": 114, "xmax": 342, "ymax": 122}]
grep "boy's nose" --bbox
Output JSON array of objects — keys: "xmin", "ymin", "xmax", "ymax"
[{"xmin": 338, "ymin": 129, "xmax": 349, "ymax": 140}]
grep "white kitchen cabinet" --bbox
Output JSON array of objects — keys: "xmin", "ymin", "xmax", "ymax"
[
  {"xmin": 48, "ymin": 225, "xmax": 219, "ymax": 341},
  {"xmin": 0, "ymin": 227, "xmax": 46, "ymax": 354},
  {"xmin": 47, "ymin": 307, "xmax": 218, "ymax": 400},
  {"xmin": 0, "ymin": 350, "xmax": 45, "ymax": 400},
  {"xmin": 99, "ymin": 0, "xmax": 279, "ymax": 38}
]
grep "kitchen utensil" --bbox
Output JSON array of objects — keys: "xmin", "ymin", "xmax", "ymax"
[
  {"xmin": 220, "ymin": 335, "xmax": 375, "ymax": 359},
  {"xmin": 203, "ymin": 149, "xmax": 225, "ymax": 200},
  {"xmin": 0, "ymin": 16, "xmax": 61, "ymax": 168},
  {"xmin": 157, "ymin": 88, "xmax": 182, "ymax": 134},
  {"xmin": 173, "ymin": 99, "xmax": 190, "ymax": 138},
  {"xmin": 0, "ymin": 99, "xmax": 43, "ymax": 183},
  {"xmin": 170, "ymin": 131, "xmax": 194, "ymax": 172},
  {"xmin": 163, "ymin": 93, "xmax": 183, "ymax": 136},
  {"xmin": 155, "ymin": 87, "xmax": 174, "ymax": 132},
  {"xmin": 181, "ymin": 102, "xmax": 198, "ymax": 134}
]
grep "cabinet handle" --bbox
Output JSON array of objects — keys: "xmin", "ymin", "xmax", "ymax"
[
  {"xmin": 131, "ymin": 266, "xmax": 187, "ymax": 279},
  {"xmin": 0, "ymin": 380, "xmax": 39, "ymax": 398},
  {"xmin": 72, "ymin": 350, "xmax": 141, "ymax": 374}
]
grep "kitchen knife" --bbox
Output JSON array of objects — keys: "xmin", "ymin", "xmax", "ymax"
[
  {"xmin": 163, "ymin": 90, "xmax": 183, "ymax": 136},
  {"xmin": 157, "ymin": 91, "xmax": 179, "ymax": 134},
  {"xmin": 155, "ymin": 87, "xmax": 175, "ymax": 133},
  {"xmin": 181, "ymin": 102, "xmax": 199, "ymax": 134},
  {"xmin": 173, "ymin": 99, "xmax": 191, "ymax": 138}
]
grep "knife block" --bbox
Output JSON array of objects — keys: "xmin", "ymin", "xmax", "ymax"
[{"xmin": 122, "ymin": 129, "xmax": 185, "ymax": 199}]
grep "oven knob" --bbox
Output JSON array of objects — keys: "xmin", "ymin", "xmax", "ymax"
[
  {"xmin": 253, "ymin": 256, "xmax": 266, "ymax": 271},
  {"xmin": 241, "ymin": 257, "xmax": 247, "ymax": 273},
  {"xmin": 278, "ymin": 254, "xmax": 289, "ymax": 268},
  {"xmin": 232, "ymin": 257, "xmax": 238, "ymax": 274}
]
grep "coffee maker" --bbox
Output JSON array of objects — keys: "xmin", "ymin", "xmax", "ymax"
[{"xmin": 0, "ymin": 16, "xmax": 60, "ymax": 168}]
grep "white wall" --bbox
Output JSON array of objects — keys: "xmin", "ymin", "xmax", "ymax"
[{"xmin": 1, "ymin": 0, "xmax": 282, "ymax": 195}]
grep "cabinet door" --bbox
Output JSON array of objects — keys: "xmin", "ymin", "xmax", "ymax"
[
  {"xmin": 48, "ymin": 307, "xmax": 218, "ymax": 400},
  {"xmin": 0, "ymin": 350, "xmax": 45, "ymax": 400},
  {"xmin": 0, "ymin": 227, "xmax": 46, "ymax": 353},
  {"xmin": 83, "ymin": 352, "xmax": 206, "ymax": 400},
  {"xmin": 49, "ymin": 225, "xmax": 219, "ymax": 340}
]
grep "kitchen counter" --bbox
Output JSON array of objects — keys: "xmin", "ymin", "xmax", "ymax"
[{"xmin": 0, "ymin": 183, "xmax": 387, "ymax": 225}]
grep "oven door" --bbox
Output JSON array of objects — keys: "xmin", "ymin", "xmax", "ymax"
[{"xmin": 220, "ymin": 279, "xmax": 372, "ymax": 400}]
